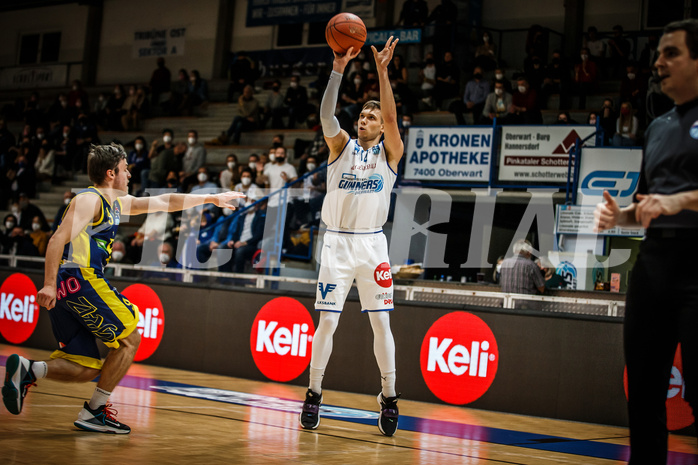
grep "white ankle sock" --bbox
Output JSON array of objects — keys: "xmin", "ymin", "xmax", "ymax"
[
  {"xmin": 88, "ymin": 387, "xmax": 111, "ymax": 410},
  {"xmin": 381, "ymin": 371, "xmax": 397, "ymax": 398},
  {"xmin": 309, "ymin": 367, "xmax": 325, "ymax": 395},
  {"xmin": 31, "ymin": 361, "xmax": 47, "ymax": 379}
]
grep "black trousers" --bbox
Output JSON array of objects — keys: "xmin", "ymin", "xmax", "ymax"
[{"xmin": 624, "ymin": 235, "xmax": 698, "ymax": 464}]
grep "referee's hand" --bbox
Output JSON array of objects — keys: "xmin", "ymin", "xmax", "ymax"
[{"xmin": 594, "ymin": 191, "xmax": 620, "ymax": 232}]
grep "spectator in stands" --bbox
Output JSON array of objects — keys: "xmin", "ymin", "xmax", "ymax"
[
  {"xmin": 30, "ymin": 126, "xmax": 47, "ymax": 154},
  {"xmin": 574, "ymin": 47, "xmax": 598, "ymax": 110},
  {"xmin": 220, "ymin": 153, "xmax": 240, "ymax": 190},
  {"xmin": 52, "ymin": 191, "xmax": 75, "ymax": 232},
  {"xmin": 68, "ymin": 80, "xmax": 89, "ymax": 110},
  {"xmin": 22, "ymin": 92, "xmax": 43, "ymax": 129},
  {"xmin": 492, "ymin": 256, "xmax": 504, "ymax": 284},
  {"xmin": 105, "ymin": 85, "xmax": 126, "ymax": 131},
  {"xmin": 246, "ymin": 153, "xmax": 260, "ymax": 183},
  {"xmin": 340, "ymin": 70, "xmax": 367, "ymax": 120},
  {"xmin": 7, "ymin": 154, "xmax": 37, "ymax": 201},
  {"xmin": 180, "ymin": 70, "xmax": 209, "ymax": 116},
  {"xmin": 148, "ymin": 140, "xmax": 184, "ymax": 189},
  {"xmin": 106, "ymin": 239, "xmax": 132, "ymax": 271},
  {"xmin": 556, "ymin": 111, "xmax": 576, "ymax": 124},
  {"xmin": 224, "ymin": 85, "xmax": 260, "ymax": 145},
  {"xmin": 607, "ymin": 25, "xmax": 631, "ymax": 78},
  {"xmin": 500, "ymin": 239, "xmax": 545, "ymax": 295},
  {"xmin": 169, "ymin": 69, "xmax": 189, "ymax": 116},
  {"xmin": 48, "ymin": 93, "xmax": 75, "ymax": 132},
  {"xmin": 180, "ymin": 130, "xmax": 207, "ymax": 192},
  {"xmin": 260, "ymin": 80, "xmax": 285, "ymax": 129},
  {"xmin": 510, "ymin": 78, "xmax": 542, "ymax": 124},
  {"xmin": 494, "ymin": 68, "xmax": 512, "ymax": 92},
  {"xmin": 73, "ymin": 112, "xmax": 99, "ymax": 173},
  {"xmin": 234, "ymin": 167, "xmax": 261, "ymax": 207},
  {"xmin": 583, "ymin": 26, "xmax": 606, "ymax": 75},
  {"xmin": 526, "ymin": 56, "xmax": 546, "ymax": 94},
  {"xmin": 541, "ymin": 50, "xmax": 572, "ymax": 110},
  {"xmin": 599, "ymin": 98, "xmax": 617, "ymax": 145},
  {"xmin": 131, "ymin": 211, "xmax": 175, "ymax": 265},
  {"xmin": 149, "ymin": 57, "xmax": 171, "ymax": 111},
  {"xmin": 537, "ymin": 257, "xmax": 565, "ymax": 289},
  {"xmin": 481, "ymin": 80, "xmax": 513, "ymax": 124},
  {"xmin": 143, "ymin": 129, "xmax": 175, "ymax": 191},
  {"xmin": 638, "ymin": 34, "xmax": 660, "ymax": 76},
  {"xmin": 29, "ymin": 215, "xmax": 49, "ymax": 256},
  {"xmin": 190, "ymin": 166, "xmax": 217, "ymax": 194},
  {"xmin": 93, "ymin": 93, "xmax": 109, "ymax": 130},
  {"xmin": 475, "ymin": 31, "xmax": 498, "ymax": 71},
  {"xmin": 127, "ymin": 136, "xmax": 149, "ymax": 194},
  {"xmin": 7, "ymin": 226, "xmax": 39, "ymax": 256},
  {"xmin": 218, "ymin": 196, "xmax": 266, "ymax": 274},
  {"xmin": 17, "ymin": 193, "xmax": 47, "ymax": 232},
  {"xmin": 451, "ymin": 66, "xmax": 489, "ymax": 125},
  {"xmin": 620, "ymin": 63, "xmax": 647, "ymax": 116},
  {"xmin": 388, "ymin": 55, "xmax": 408, "ymax": 86},
  {"xmin": 434, "ymin": 51, "xmax": 460, "ymax": 109},
  {"xmin": 121, "ymin": 85, "xmax": 147, "ymax": 131},
  {"xmin": 395, "ymin": 0, "xmax": 428, "ymax": 27},
  {"xmin": 260, "ymin": 145, "xmax": 297, "ymax": 211},
  {"xmin": 0, "ymin": 119, "xmax": 16, "ymax": 167},
  {"xmin": 612, "ymin": 102, "xmax": 639, "ymax": 147},
  {"xmin": 34, "ymin": 141, "xmax": 55, "ymax": 183},
  {"xmin": 228, "ymin": 51, "xmax": 257, "ymax": 102},
  {"xmin": 419, "ymin": 54, "xmax": 437, "ymax": 108},
  {"xmin": 285, "ymin": 75, "xmax": 310, "ymax": 129},
  {"xmin": 525, "ymin": 25, "xmax": 548, "ymax": 66},
  {"xmin": 292, "ymin": 155, "xmax": 325, "ymax": 229},
  {"xmin": 164, "ymin": 170, "xmax": 183, "ymax": 193},
  {"xmin": 391, "ymin": 74, "xmax": 418, "ymax": 117},
  {"xmin": 145, "ymin": 242, "xmax": 181, "ymax": 281},
  {"xmin": 0, "ymin": 214, "xmax": 17, "ymax": 252},
  {"xmin": 194, "ymin": 209, "xmax": 236, "ymax": 268}
]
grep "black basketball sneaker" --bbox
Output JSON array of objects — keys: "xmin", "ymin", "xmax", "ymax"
[
  {"xmin": 377, "ymin": 392, "xmax": 400, "ymax": 436},
  {"xmin": 299, "ymin": 389, "xmax": 322, "ymax": 430}
]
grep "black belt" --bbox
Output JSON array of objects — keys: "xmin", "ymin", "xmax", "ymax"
[{"xmin": 645, "ymin": 228, "xmax": 698, "ymax": 239}]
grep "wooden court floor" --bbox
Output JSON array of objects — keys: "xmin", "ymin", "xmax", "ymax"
[{"xmin": 1, "ymin": 344, "xmax": 697, "ymax": 464}]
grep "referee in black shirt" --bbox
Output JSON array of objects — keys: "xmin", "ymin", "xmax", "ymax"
[{"xmin": 595, "ymin": 19, "xmax": 698, "ymax": 464}]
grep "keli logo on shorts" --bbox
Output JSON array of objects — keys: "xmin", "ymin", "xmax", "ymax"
[
  {"xmin": 420, "ymin": 311, "xmax": 499, "ymax": 405},
  {"xmin": 0, "ymin": 273, "xmax": 39, "ymax": 344},
  {"xmin": 122, "ymin": 284, "xmax": 165, "ymax": 362},
  {"xmin": 374, "ymin": 262, "xmax": 392, "ymax": 288},
  {"xmin": 624, "ymin": 344, "xmax": 695, "ymax": 431},
  {"xmin": 251, "ymin": 297, "xmax": 315, "ymax": 382}
]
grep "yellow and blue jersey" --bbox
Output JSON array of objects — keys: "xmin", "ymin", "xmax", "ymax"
[{"xmin": 59, "ymin": 186, "xmax": 122, "ymax": 273}]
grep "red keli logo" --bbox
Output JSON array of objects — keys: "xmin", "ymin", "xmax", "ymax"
[
  {"xmin": 121, "ymin": 284, "xmax": 165, "ymax": 362},
  {"xmin": 623, "ymin": 344, "xmax": 695, "ymax": 431},
  {"xmin": 251, "ymin": 297, "xmax": 315, "ymax": 382},
  {"xmin": 374, "ymin": 262, "xmax": 392, "ymax": 288},
  {"xmin": 0, "ymin": 273, "xmax": 39, "ymax": 344},
  {"xmin": 420, "ymin": 312, "xmax": 499, "ymax": 405}
]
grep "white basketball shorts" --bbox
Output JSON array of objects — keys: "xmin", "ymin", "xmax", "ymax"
[{"xmin": 315, "ymin": 231, "xmax": 394, "ymax": 312}]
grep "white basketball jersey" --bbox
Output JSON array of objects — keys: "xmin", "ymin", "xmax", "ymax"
[{"xmin": 322, "ymin": 139, "xmax": 397, "ymax": 231}]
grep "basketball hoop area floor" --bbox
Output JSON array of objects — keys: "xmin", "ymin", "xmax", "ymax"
[{"xmin": 2, "ymin": 344, "xmax": 696, "ymax": 464}]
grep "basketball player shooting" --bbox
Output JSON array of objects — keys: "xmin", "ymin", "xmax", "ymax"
[
  {"xmin": 3, "ymin": 143, "xmax": 244, "ymax": 434},
  {"xmin": 299, "ymin": 36, "xmax": 404, "ymax": 436}
]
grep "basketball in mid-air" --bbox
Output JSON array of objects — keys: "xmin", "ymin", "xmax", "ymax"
[{"xmin": 325, "ymin": 13, "xmax": 367, "ymax": 54}]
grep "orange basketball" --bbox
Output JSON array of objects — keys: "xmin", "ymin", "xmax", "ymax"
[{"xmin": 325, "ymin": 13, "xmax": 367, "ymax": 54}]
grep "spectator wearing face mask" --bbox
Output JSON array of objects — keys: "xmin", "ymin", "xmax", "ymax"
[
  {"xmin": 291, "ymin": 155, "xmax": 325, "ymax": 229},
  {"xmin": 340, "ymin": 72, "xmax": 368, "ymax": 120},
  {"xmin": 233, "ymin": 167, "xmax": 261, "ymax": 207},
  {"xmin": 612, "ymin": 102, "xmax": 639, "ymax": 147},
  {"xmin": 510, "ymin": 78, "xmax": 542, "ymax": 124},
  {"xmin": 574, "ymin": 47, "xmax": 598, "ymax": 110},
  {"xmin": 451, "ymin": 66, "xmax": 490, "ymax": 125},
  {"xmin": 285, "ymin": 75, "xmax": 310, "ymax": 129},
  {"xmin": 17, "ymin": 193, "xmax": 48, "ymax": 232},
  {"xmin": 121, "ymin": 85, "xmax": 147, "ymax": 131},
  {"xmin": 475, "ymin": 31, "xmax": 498, "ymax": 71},
  {"xmin": 7, "ymin": 155, "xmax": 37, "ymax": 202},
  {"xmin": 190, "ymin": 166, "xmax": 217, "ymax": 194},
  {"xmin": 29, "ymin": 215, "xmax": 49, "ymax": 256},
  {"xmin": 419, "ymin": 54, "xmax": 437, "ymax": 108},
  {"xmin": 34, "ymin": 142, "xmax": 55, "ymax": 183},
  {"xmin": 48, "ymin": 93, "xmax": 76, "ymax": 131},
  {"xmin": 620, "ymin": 63, "xmax": 647, "ymax": 118},
  {"xmin": 144, "ymin": 129, "xmax": 176, "ymax": 191},
  {"xmin": 220, "ymin": 154, "xmax": 241, "ymax": 190},
  {"xmin": 7, "ymin": 226, "xmax": 39, "ymax": 257},
  {"xmin": 246, "ymin": 153, "xmax": 260, "ymax": 183},
  {"xmin": 1, "ymin": 214, "xmax": 18, "ymax": 252},
  {"xmin": 105, "ymin": 85, "xmax": 126, "ymax": 131},
  {"xmin": 481, "ymin": 80, "xmax": 513, "ymax": 125},
  {"xmin": 143, "ymin": 242, "xmax": 182, "ymax": 281},
  {"xmin": 127, "ymin": 136, "xmax": 149, "ymax": 194},
  {"xmin": 52, "ymin": 191, "xmax": 75, "ymax": 232},
  {"xmin": 260, "ymin": 80, "xmax": 285, "ymax": 129},
  {"xmin": 68, "ymin": 80, "xmax": 89, "ymax": 110},
  {"xmin": 148, "ymin": 141, "xmax": 184, "ymax": 189},
  {"xmin": 179, "ymin": 130, "xmax": 207, "ymax": 192}
]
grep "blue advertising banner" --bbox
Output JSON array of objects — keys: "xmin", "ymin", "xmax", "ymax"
[
  {"xmin": 246, "ymin": 0, "xmax": 340, "ymax": 27},
  {"xmin": 366, "ymin": 28, "xmax": 422, "ymax": 45}
]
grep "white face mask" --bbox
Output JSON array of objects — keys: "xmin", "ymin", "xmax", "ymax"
[
  {"xmin": 627, "ymin": 73, "xmax": 636, "ymax": 80},
  {"xmin": 581, "ymin": 54, "xmax": 589, "ymax": 61},
  {"xmin": 589, "ymin": 117, "xmax": 597, "ymax": 125},
  {"xmin": 227, "ymin": 161, "xmax": 236, "ymax": 170},
  {"xmin": 363, "ymin": 62, "xmax": 371, "ymax": 71},
  {"xmin": 197, "ymin": 173, "xmax": 208, "ymax": 183},
  {"xmin": 64, "ymin": 197, "xmax": 71, "ymax": 205},
  {"xmin": 163, "ymin": 135, "xmax": 172, "ymax": 144},
  {"xmin": 402, "ymin": 121, "xmax": 411, "ymax": 128},
  {"xmin": 188, "ymin": 137, "xmax": 196, "ymax": 145},
  {"xmin": 11, "ymin": 207, "xmax": 19, "ymax": 215},
  {"xmin": 37, "ymin": 133, "xmax": 44, "ymax": 140},
  {"xmin": 495, "ymin": 88, "xmax": 504, "ymax": 96},
  {"xmin": 135, "ymin": 143, "xmax": 144, "ymax": 151},
  {"xmin": 5, "ymin": 221, "xmax": 15, "ymax": 230},
  {"xmin": 241, "ymin": 177, "xmax": 252, "ymax": 186},
  {"xmin": 518, "ymin": 86, "xmax": 527, "ymax": 93},
  {"xmin": 63, "ymin": 132, "xmax": 69, "ymax": 139},
  {"xmin": 495, "ymin": 73, "xmax": 504, "ymax": 80},
  {"xmin": 159, "ymin": 253, "xmax": 171, "ymax": 264},
  {"xmin": 31, "ymin": 223, "xmax": 41, "ymax": 231},
  {"xmin": 248, "ymin": 162, "xmax": 256, "ymax": 170},
  {"xmin": 354, "ymin": 79, "xmax": 362, "ymax": 86},
  {"xmin": 496, "ymin": 263, "xmax": 502, "ymax": 273},
  {"xmin": 221, "ymin": 208, "xmax": 233, "ymax": 216},
  {"xmin": 306, "ymin": 163, "xmax": 316, "ymax": 171},
  {"xmin": 269, "ymin": 153, "xmax": 276, "ymax": 162},
  {"xmin": 112, "ymin": 250, "xmax": 124, "ymax": 262},
  {"xmin": 290, "ymin": 81, "xmax": 298, "ymax": 88}
]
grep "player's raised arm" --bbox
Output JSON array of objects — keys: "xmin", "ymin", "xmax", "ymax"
[
  {"xmin": 120, "ymin": 190, "xmax": 245, "ymax": 216},
  {"xmin": 372, "ymin": 36, "xmax": 404, "ymax": 172},
  {"xmin": 321, "ymin": 47, "xmax": 361, "ymax": 160}
]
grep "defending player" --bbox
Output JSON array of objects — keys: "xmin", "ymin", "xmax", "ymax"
[
  {"xmin": 299, "ymin": 37, "xmax": 404, "ymax": 436},
  {"xmin": 2, "ymin": 143, "xmax": 244, "ymax": 433}
]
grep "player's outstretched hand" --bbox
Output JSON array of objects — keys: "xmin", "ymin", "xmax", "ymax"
[
  {"xmin": 371, "ymin": 36, "xmax": 399, "ymax": 70},
  {"xmin": 333, "ymin": 47, "xmax": 361, "ymax": 69},
  {"xmin": 211, "ymin": 191, "xmax": 246, "ymax": 209},
  {"xmin": 594, "ymin": 190, "xmax": 620, "ymax": 232},
  {"xmin": 635, "ymin": 193, "xmax": 681, "ymax": 229},
  {"xmin": 37, "ymin": 285, "xmax": 56, "ymax": 310}
]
